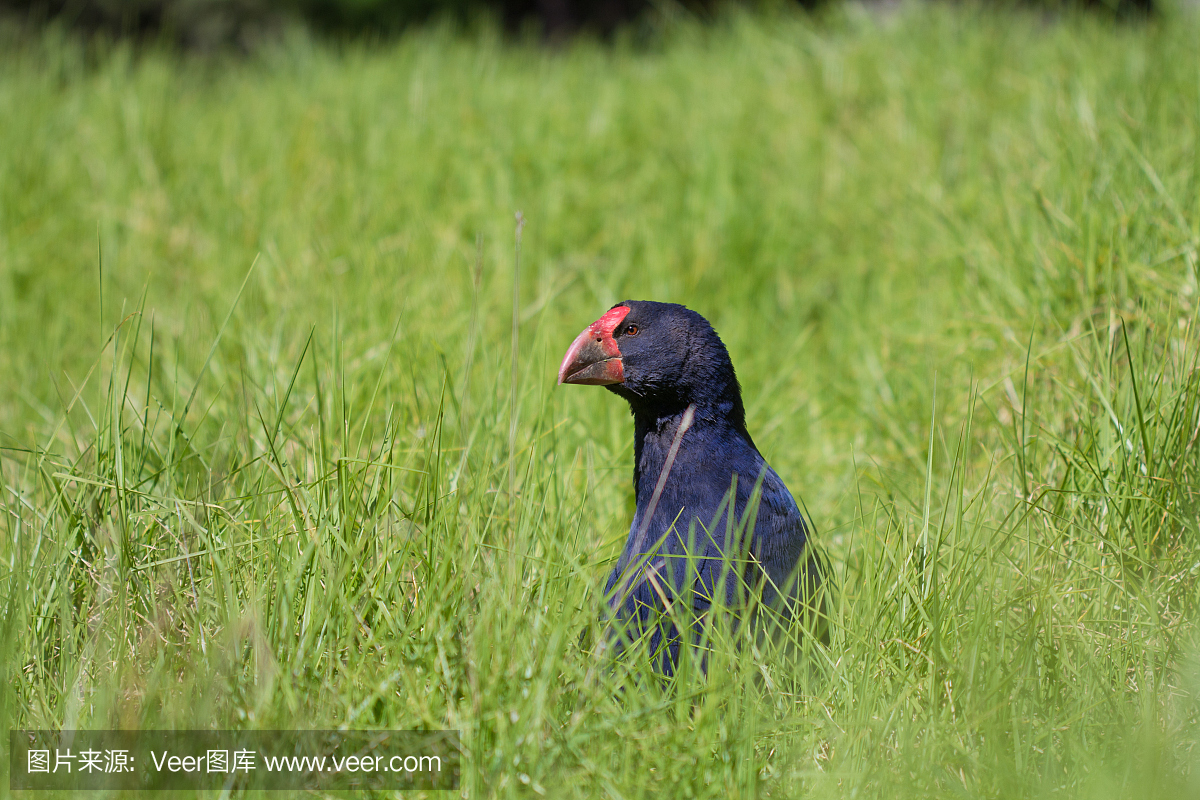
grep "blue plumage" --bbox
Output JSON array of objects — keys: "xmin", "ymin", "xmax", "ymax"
[{"xmin": 559, "ymin": 300, "xmax": 821, "ymax": 674}]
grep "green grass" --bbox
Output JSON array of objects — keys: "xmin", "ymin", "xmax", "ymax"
[{"xmin": 2, "ymin": 3, "xmax": 1199, "ymax": 797}]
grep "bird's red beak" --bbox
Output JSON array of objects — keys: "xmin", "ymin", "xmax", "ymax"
[{"xmin": 558, "ymin": 306, "xmax": 631, "ymax": 386}]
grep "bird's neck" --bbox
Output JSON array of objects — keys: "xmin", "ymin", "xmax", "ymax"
[{"xmin": 630, "ymin": 400, "xmax": 752, "ymax": 495}]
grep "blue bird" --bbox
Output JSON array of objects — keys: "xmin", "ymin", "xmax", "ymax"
[{"xmin": 559, "ymin": 300, "xmax": 824, "ymax": 674}]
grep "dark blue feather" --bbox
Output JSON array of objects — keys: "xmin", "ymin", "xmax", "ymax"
[{"xmin": 583, "ymin": 301, "xmax": 820, "ymax": 674}]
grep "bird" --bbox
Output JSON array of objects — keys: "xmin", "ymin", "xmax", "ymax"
[{"xmin": 558, "ymin": 300, "xmax": 824, "ymax": 675}]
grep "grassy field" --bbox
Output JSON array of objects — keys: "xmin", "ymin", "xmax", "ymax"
[{"xmin": 2, "ymin": 3, "xmax": 1199, "ymax": 797}]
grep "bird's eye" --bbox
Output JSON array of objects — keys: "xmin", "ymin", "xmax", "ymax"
[{"xmin": 625, "ymin": 324, "xmax": 639, "ymax": 336}]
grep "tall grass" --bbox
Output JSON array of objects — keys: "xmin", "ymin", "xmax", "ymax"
[{"xmin": 1, "ymin": 4, "xmax": 1199, "ymax": 797}]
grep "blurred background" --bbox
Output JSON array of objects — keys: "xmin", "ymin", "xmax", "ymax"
[{"xmin": 0, "ymin": 0, "xmax": 1159, "ymax": 48}]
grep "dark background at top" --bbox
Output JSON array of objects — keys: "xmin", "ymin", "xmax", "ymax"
[{"xmin": 0, "ymin": 0, "xmax": 1157, "ymax": 49}]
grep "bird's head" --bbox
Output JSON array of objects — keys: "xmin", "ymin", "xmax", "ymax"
[{"xmin": 558, "ymin": 300, "xmax": 745, "ymax": 423}]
